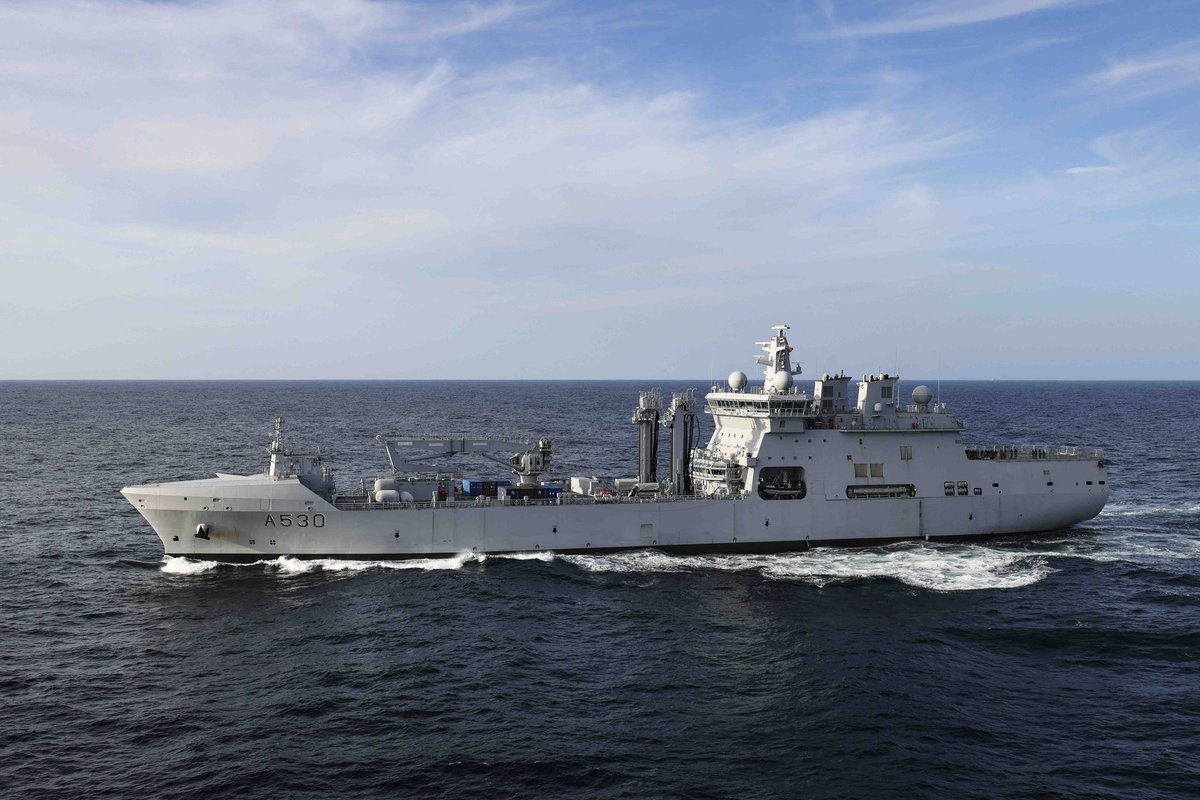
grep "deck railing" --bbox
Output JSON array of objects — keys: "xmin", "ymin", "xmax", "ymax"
[
  {"xmin": 964, "ymin": 445, "xmax": 1104, "ymax": 462},
  {"xmin": 330, "ymin": 492, "xmax": 726, "ymax": 511}
]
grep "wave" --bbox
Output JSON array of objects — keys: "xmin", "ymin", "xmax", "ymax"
[
  {"xmin": 160, "ymin": 556, "xmax": 222, "ymax": 575},
  {"xmin": 1035, "ymin": 532, "xmax": 1200, "ymax": 564},
  {"xmin": 491, "ymin": 551, "xmax": 556, "ymax": 561},
  {"xmin": 267, "ymin": 554, "xmax": 477, "ymax": 574},
  {"xmin": 1100, "ymin": 502, "xmax": 1200, "ymax": 519},
  {"xmin": 159, "ymin": 553, "xmax": 483, "ymax": 575},
  {"xmin": 560, "ymin": 544, "xmax": 1050, "ymax": 592}
]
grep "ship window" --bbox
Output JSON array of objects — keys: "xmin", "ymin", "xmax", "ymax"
[
  {"xmin": 992, "ymin": 483, "xmax": 999, "ymax": 487},
  {"xmin": 900, "ymin": 446, "xmax": 912, "ymax": 461},
  {"xmin": 957, "ymin": 481, "xmax": 968, "ymax": 496},
  {"xmin": 881, "ymin": 386, "xmax": 893, "ymax": 399},
  {"xmin": 870, "ymin": 463, "xmax": 884, "ymax": 478},
  {"xmin": 944, "ymin": 481, "xmax": 955, "ymax": 496},
  {"xmin": 973, "ymin": 487, "xmax": 982, "ymax": 496},
  {"xmin": 854, "ymin": 464, "xmax": 869, "ymax": 478}
]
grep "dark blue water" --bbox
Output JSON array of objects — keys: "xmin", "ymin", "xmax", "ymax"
[{"xmin": 2, "ymin": 381, "xmax": 1197, "ymax": 799}]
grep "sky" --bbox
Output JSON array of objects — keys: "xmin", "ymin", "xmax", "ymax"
[{"xmin": 1, "ymin": 0, "xmax": 1198, "ymax": 380}]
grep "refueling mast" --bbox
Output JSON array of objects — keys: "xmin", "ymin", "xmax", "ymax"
[
  {"xmin": 663, "ymin": 391, "xmax": 698, "ymax": 495},
  {"xmin": 631, "ymin": 388, "xmax": 699, "ymax": 496},
  {"xmin": 632, "ymin": 390, "xmax": 661, "ymax": 487}
]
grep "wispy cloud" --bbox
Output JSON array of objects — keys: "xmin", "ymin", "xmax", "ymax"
[
  {"xmin": 0, "ymin": 0, "xmax": 977, "ymax": 377},
  {"xmin": 0, "ymin": 0, "xmax": 1195, "ymax": 379},
  {"xmin": 812, "ymin": 0, "xmax": 1082, "ymax": 38},
  {"xmin": 1087, "ymin": 38, "xmax": 1200, "ymax": 100},
  {"xmin": 1060, "ymin": 165, "xmax": 1120, "ymax": 175}
]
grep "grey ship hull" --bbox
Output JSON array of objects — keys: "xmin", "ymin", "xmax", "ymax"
[
  {"xmin": 123, "ymin": 457, "xmax": 1107, "ymax": 562},
  {"xmin": 122, "ymin": 325, "xmax": 1109, "ymax": 562}
]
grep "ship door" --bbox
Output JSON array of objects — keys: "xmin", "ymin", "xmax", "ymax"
[{"xmin": 433, "ymin": 510, "xmax": 455, "ymax": 551}]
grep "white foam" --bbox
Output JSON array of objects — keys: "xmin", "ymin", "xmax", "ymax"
[
  {"xmin": 494, "ymin": 550, "xmax": 556, "ymax": 561},
  {"xmin": 1048, "ymin": 532, "xmax": 1200, "ymax": 563},
  {"xmin": 265, "ymin": 553, "xmax": 480, "ymax": 573},
  {"xmin": 757, "ymin": 546, "xmax": 1050, "ymax": 591},
  {"xmin": 159, "ymin": 552, "xmax": 483, "ymax": 576},
  {"xmin": 160, "ymin": 556, "xmax": 221, "ymax": 575},
  {"xmin": 560, "ymin": 544, "xmax": 1050, "ymax": 592},
  {"xmin": 1100, "ymin": 502, "xmax": 1200, "ymax": 519}
]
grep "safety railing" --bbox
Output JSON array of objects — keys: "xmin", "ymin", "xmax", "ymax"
[
  {"xmin": 964, "ymin": 445, "xmax": 1104, "ymax": 462},
  {"xmin": 330, "ymin": 492, "xmax": 728, "ymax": 511}
]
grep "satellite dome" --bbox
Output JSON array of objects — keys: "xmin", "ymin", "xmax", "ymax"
[
  {"xmin": 728, "ymin": 371, "xmax": 747, "ymax": 391},
  {"xmin": 912, "ymin": 385, "xmax": 933, "ymax": 406},
  {"xmin": 772, "ymin": 371, "xmax": 793, "ymax": 392}
]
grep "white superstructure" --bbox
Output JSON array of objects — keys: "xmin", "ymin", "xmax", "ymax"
[{"xmin": 122, "ymin": 325, "xmax": 1109, "ymax": 561}]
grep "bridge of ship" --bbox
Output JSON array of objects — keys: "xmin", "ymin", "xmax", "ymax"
[{"xmin": 704, "ymin": 391, "xmax": 965, "ymax": 432}]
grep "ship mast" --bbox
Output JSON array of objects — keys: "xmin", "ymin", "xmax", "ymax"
[{"xmin": 756, "ymin": 324, "xmax": 802, "ymax": 393}]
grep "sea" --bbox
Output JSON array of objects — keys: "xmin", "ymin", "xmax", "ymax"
[{"xmin": 1, "ymin": 380, "xmax": 1197, "ymax": 799}]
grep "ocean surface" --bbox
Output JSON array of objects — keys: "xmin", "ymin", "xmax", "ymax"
[{"xmin": 1, "ymin": 380, "xmax": 1197, "ymax": 799}]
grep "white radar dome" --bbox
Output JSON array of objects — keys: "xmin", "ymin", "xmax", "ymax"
[
  {"xmin": 912, "ymin": 385, "xmax": 933, "ymax": 406},
  {"xmin": 728, "ymin": 371, "xmax": 747, "ymax": 391},
  {"xmin": 772, "ymin": 371, "xmax": 793, "ymax": 392}
]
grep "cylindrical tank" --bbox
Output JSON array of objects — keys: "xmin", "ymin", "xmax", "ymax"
[
  {"xmin": 399, "ymin": 491, "xmax": 415, "ymax": 503},
  {"xmin": 375, "ymin": 489, "xmax": 401, "ymax": 503},
  {"xmin": 374, "ymin": 477, "xmax": 397, "ymax": 493}
]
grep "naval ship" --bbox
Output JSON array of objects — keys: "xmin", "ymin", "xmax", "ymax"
[{"xmin": 122, "ymin": 326, "xmax": 1108, "ymax": 561}]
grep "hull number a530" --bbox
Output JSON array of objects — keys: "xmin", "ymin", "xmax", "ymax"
[{"xmin": 265, "ymin": 513, "xmax": 324, "ymax": 528}]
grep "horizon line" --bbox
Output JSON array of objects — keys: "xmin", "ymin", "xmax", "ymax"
[{"xmin": 1, "ymin": 377, "xmax": 1195, "ymax": 383}]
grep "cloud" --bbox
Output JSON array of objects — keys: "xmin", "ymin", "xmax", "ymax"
[
  {"xmin": 0, "ymin": 0, "xmax": 983, "ymax": 378},
  {"xmin": 1060, "ymin": 165, "xmax": 1120, "ymax": 175},
  {"xmin": 1086, "ymin": 38, "xmax": 1200, "ymax": 100},
  {"xmin": 810, "ymin": 0, "xmax": 1082, "ymax": 38},
  {"xmin": 0, "ymin": 0, "xmax": 1193, "ymax": 379},
  {"xmin": 108, "ymin": 118, "xmax": 276, "ymax": 173}
]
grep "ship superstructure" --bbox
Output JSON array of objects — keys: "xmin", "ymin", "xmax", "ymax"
[{"xmin": 123, "ymin": 325, "xmax": 1108, "ymax": 561}]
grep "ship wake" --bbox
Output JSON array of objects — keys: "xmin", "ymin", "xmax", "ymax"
[{"xmin": 560, "ymin": 543, "xmax": 1051, "ymax": 592}]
